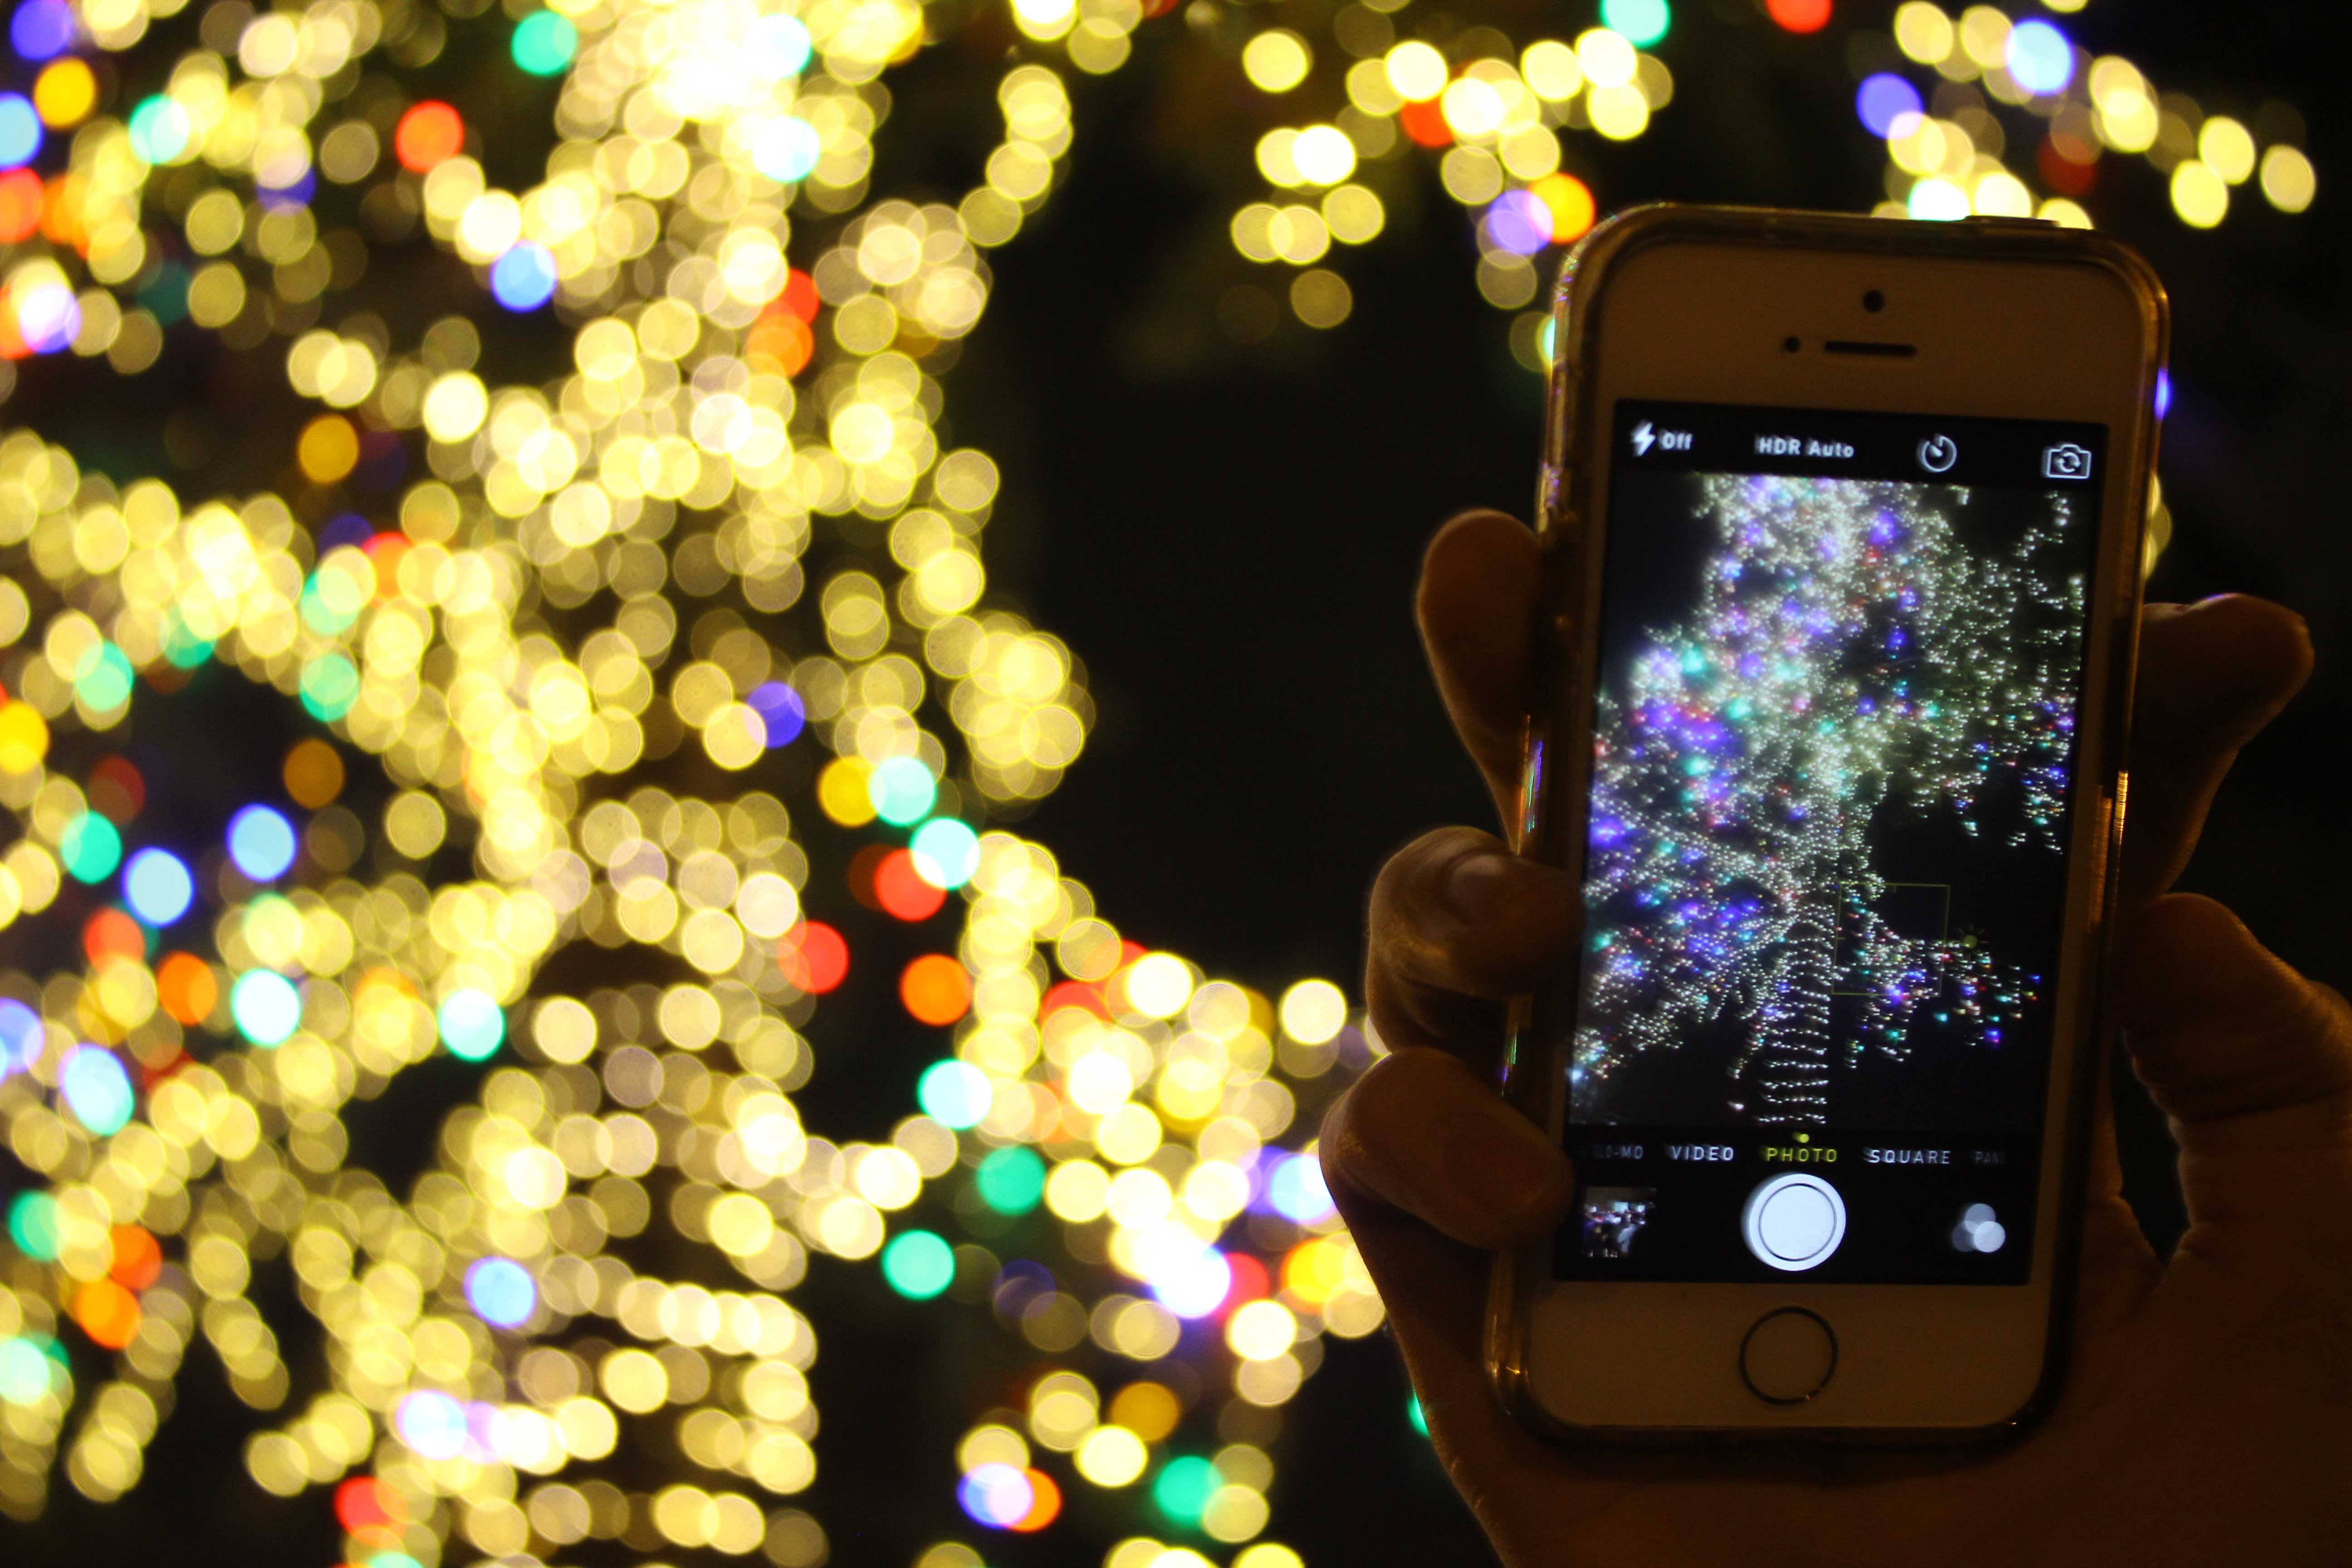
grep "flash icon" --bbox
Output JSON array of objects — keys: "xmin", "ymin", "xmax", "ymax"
[{"xmin": 1632, "ymin": 421, "xmax": 1656, "ymax": 456}]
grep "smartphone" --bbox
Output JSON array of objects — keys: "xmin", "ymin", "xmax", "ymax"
[{"xmin": 1487, "ymin": 206, "xmax": 2164, "ymax": 1441}]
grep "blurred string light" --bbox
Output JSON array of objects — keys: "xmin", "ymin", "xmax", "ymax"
[
  {"xmin": 1875, "ymin": 2, "xmax": 2315, "ymax": 237},
  {"xmin": 1194, "ymin": 0, "xmax": 2313, "ymax": 371},
  {"xmin": 0, "ymin": 1, "xmax": 1383, "ymax": 1563},
  {"xmin": 0, "ymin": 0, "xmax": 2304, "ymax": 1561}
]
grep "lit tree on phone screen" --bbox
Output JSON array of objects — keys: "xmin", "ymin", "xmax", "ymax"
[{"xmin": 1572, "ymin": 475, "xmax": 2084, "ymax": 1127}]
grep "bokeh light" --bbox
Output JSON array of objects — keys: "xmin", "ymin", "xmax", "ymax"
[
  {"xmin": 510, "ymin": 10, "xmax": 578, "ymax": 75},
  {"xmin": 882, "ymin": 1230, "xmax": 957, "ymax": 1298},
  {"xmin": 122, "ymin": 848, "xmax": 194, "ymax": 926},
  {"xmin": 2004, "ymin": 21, "xmax": 2073, "ymax": 97},
  {"xmin": 59, "ymin": 1046, "xmax": 133, "ymax": 1135},
  {"xmin": 230, "ymin": 970, "xmax": 301, "ymax": 1046},
  {"xmin": 227, "ymin": 806, "xmax": 298, "ymax": 880},
  {"xmin": 464, "ymin": 1257, "xmax": 539, "ymax": 1328},
  {"xmin": 438, "ymin": 990, "xmax": 506, "ymax": 1060}
]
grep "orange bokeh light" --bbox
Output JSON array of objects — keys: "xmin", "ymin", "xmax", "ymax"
[
  {"xmin": 394, "ymin": 102, "xmax": 465, "ymax": 172},
  {"xmin": 110, "ymin": 1225, "xmax": 162, "ymax": 1291},
  {"xmin": 899, "ymin": 954, "xmax": 973, "ymax": 1026},
  {"xmin": 73, "ymin": 1278, "xmax": 142, "ymax": 1349},
  {"xmin": 1009, "ymin": 1468, "xmax": 1062, "ymax": 1532},
  {"xmin": 157, "ymin": 952, "xmax": 219, "ymax": 1025},
  {"xmin": 0, "ymin": 170, "xmax": 41, "ymax": 244}
]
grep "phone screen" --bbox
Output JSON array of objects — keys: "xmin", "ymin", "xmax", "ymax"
[{"xmin": 1552, "ymin": 399, "xmax": 2107, "ymax": 1285}]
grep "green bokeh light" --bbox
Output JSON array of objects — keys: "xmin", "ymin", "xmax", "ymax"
[
  {"xmin": 880, "ymin": 1230, "xmax": 956, "ymax": 1299},
  {"xmin": 974, "ymin": 1145, "xmax": 1044, "ymax": 1215},
  {"xmin": 512, "ymin": 11, "xmax": 579, "ymax": 75},
  {"xmin": 867, "ymin": 756, "xmax": 937, "ymax": 825},
  {"xmin": 439, "ymin": 990, "xmax": 506, "ymax": 1061},
  {"xmin": 300, "ymin": 652, "xmax": 360, "ymax": 720},
  {"xmin": 6, "ymin": 1192, "xmax": 60, "ymax": 1260},
  {"xmin": 59, "ymin": 813, "xmax": 122, "ymax": 884},
  {"xmin": 1151, "ymin": 1455, "xmax": 1220, "ymax": 1526},
  {"xmin": 1601, "ymin": 0, "xmax": 1671, "ymax": 47}
]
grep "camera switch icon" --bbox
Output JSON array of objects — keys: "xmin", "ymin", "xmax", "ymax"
[{"xmin": 2043, "ymin": 442, "xmax": 2094, "ymax": 481}]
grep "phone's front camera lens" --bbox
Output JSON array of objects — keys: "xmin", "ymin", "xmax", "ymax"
[
  {"xmin": 1862, "ymin": 289, "xmax": 1886, "ymax": 313},
  {"xmin": 1782, "ymin": 335, "xmax": 1801, "ymax": 353}
]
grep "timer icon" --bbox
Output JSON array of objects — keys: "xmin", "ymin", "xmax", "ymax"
[{"xmin": 1916, "ymin": 434, "xmax": 1959, "ymax": 473}]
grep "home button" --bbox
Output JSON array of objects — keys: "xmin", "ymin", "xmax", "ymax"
[{"xmin": 1739, "ymin": 1308, "xmax": 1838, "ymax": 1406}]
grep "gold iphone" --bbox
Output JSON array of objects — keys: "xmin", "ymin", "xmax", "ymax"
[{"xmin": 1488, "ymin": 206, "xmax": 2165, "ymax": 1441}]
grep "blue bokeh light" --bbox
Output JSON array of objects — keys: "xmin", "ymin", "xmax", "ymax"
[
  {"xmin": 10, "ymin": 0, "xmax": 76, "ymax": 60},
  {"xmin": 464, "ymin": 1257, "xmax": 538, "ymax": 1328},
  {"xmin": 227, "ymin": 805, "xmax": 298, "ymax": 880},
  {"xmin": 2004, "ymin": 20, "xmax": 2073, "ymax": 97},
  {"xmin": 490, "ymin": 242, "xmax": 559, "ymax": 310},
  {"xmin": 1267, "ymin": 1151, "xmax": 1336, "ymax": 1224},
  {"xmin": 0, "ymin": 998, "xmax": 43, "ymax": 1077},
  {"xmin": 2154, "ymin": 368, "xmax": 2173, "ymax": 420},
  {"xmin": 122, "ymin": 848, "xmax": 195, "ymax": 926},
  {"xmin": 1856, "ymin": 73, "xmax": 1924, "ymax": 138},
  {"xmin": 60, "ymin": 1046, "xmax": 133, "ymax": 1135},
  {"xmin": 752, "ymin": 117, "xmax": 821, "ymax": 183},
  {"xmin": 0, "ymin": 94, "xmax": 41, "ymax": 171},
  {"xmin": 748, "ymin": 681, "xmax": 805, "ymax": 747},
  {"xmin": 395, "ymin": 1390, "xmax": 468, "ymax": 1460}
]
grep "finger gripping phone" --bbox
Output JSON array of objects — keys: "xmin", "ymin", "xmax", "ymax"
[{"xmin": 1488, "ymin": 206, "xmax": 2162, "ymax": 1441}]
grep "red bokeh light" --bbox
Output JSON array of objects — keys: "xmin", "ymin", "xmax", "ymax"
[
  {"xmin": 777, "ymin": 921, "xmax": 850, "ymax": 994},
  {"xmin": 1398, "ymin": 97, "xmax": 1452, "ymax": 148},
  {"xmin": 874, "ymin": 849, "xmax": 946, "ymax": 921},
  {"xmin": 1765, "ymin": 0, "xmax": 1832, "ymax": 33},
  {"xmin": 84, "ymin": 908, "xmax": 146, "ymax": 965},
  {"xmin": 0, "ymin": 169, "xmax": 44, "ymax": 243}
]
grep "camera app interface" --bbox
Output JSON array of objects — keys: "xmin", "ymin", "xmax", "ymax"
[{"xmin": 1554, "ymin": 401, "xmax": 2107, "ymax": 1284}]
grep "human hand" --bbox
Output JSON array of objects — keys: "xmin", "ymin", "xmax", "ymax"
[{"xmin": 1321, "ymin": 510, "xmax": 2351, "ymax": 1567}]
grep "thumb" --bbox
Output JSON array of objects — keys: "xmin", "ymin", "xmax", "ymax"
[{"xmin": 2118, "ymin": 894, "xmax": 2352, "ymax": 1235}]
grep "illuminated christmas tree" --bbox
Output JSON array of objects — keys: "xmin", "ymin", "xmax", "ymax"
[{"xmin": 1573, "ymin": 474, "xmax": 2084, "ymax": 1127}]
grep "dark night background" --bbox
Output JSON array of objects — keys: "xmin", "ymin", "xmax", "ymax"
[{"xmin": 10, "ymin": 0, "xmax": 2346, "ymax": 1563}]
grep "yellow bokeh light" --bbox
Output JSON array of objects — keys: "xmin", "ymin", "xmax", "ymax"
[
  {"xmin": 33, "ymin": 59, "xmax": 98, "ymax": 127},
  {"xmin": 2198, "ymin": 118, "xmax": 2256, "ymax": 185},
  {"xmin": 817, "ymin": 757, "xmax": 879, "ymax": 825},
  {"xmin": 1241, "ymin": 30, "xmax": 1311, "ymax": 94},
  {"xmin": 1226, "ymin": 1300, "xmax": 1297, "ymax": 1361},
  {"xmin": 1289, "ymin": 124, "xmax": 1356, "ymax": 187},
  {"xmin": 296, "ymin": 416, "xmax": 360, "ymax": 485},
  {"xmin": 1075, "ymin": 1424, "xmax": 1148, "ymax": 1486},
  {"xmin": 2171, "ymin": 160, "xmax": 2229, "ymax": 228},
  {"xmin": 1520, "ymin": 40, "xmax": 1583, "ymax": 102},
  {"xmin": 1573, "ymin": 28, "xmax": 1637, "ymax": 91},
  {"xmin": 1123, "ymin": 952, "xmax": 1194, "ymax": 1018},
  {"xmin": 2260, "ymin": 145, "xmax": 2317, "ymax": 213},
  {"xmin": 1383, "ymin": 40, "xmax": 1447, "ymax": 103},
  {"xmin": 1277, "ymin": 980, "xmax": 1346, "ymax": 1045},
  {"xmin": 1893, "ymin": 1, "xmax": 1955, "ymax": 64}
]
